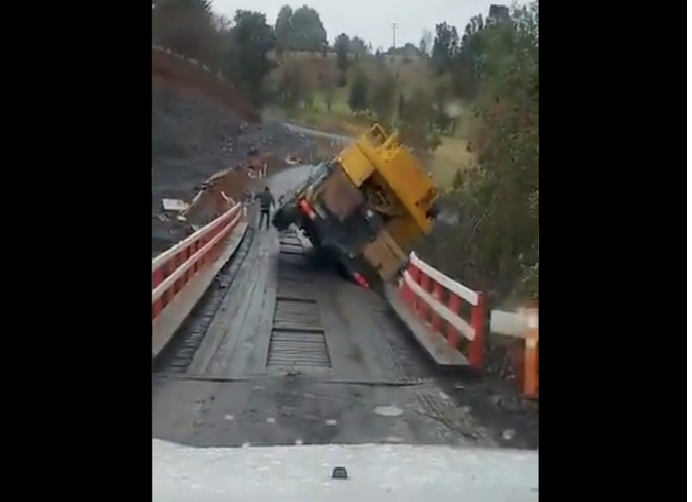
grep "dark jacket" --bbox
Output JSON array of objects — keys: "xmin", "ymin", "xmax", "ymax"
[{"xmin": 256, "ymin": 190, "xmax": 275, "ymax": 211}]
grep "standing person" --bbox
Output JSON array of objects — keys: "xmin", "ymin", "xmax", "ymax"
[{"xmin": 256, "ymin": 186, "xmax": 275, "ymax": 230}]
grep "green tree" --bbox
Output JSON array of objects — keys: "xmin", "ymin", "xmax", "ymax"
[
  {"xmin": 152, "ymin": 0, "xmax": 218, "ymax": 64},
  {"xmin": 348, "ymin": 71, "xmax": 369, "ymax": 112},
  {"xmin": 431, "ymin": 22, "xmax": 459, "ymax": 75},
  {"xmin": 274, "ymin": 5, "xmax": 293, "ymax": 55},
  {"xmin": 321, "ymin": 72, "xmax": 337, "ymax": 112},
  {"xmin": 272, "ymin": 5, "xmax": 327, "ymax": 53},
  {"xmin": 288, "ymin": 5, "xmax": 327, "ymax": 52},
  {"xmin": 154, "ymin": 0, "xmax": 211, "ymax": 13},
  {"xmin": 334, "ymin": 33, "xmax": 350, "ymax": 86},
  {"xmin": 449, "ymin": 14, "xmax": 489, "ymax": 99},
  {"xmin": 276, "ymin": 59, "xmax": 306, "ymax": 111},
  {"xmin": 398, "ymin": 87, "xmax": 435, "ymax": 154},
  {"xmin": 230, "ymin": 10, "xmax": 276, "ymax": 108},
  {"xmin": 370, "ymin": 72, "xmax": 397, "ymax": 124},
  {"xmin": 349, "ymin": 36, "xmax": 369, "ymax": 56}
]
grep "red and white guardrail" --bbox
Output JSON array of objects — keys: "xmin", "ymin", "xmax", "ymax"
[
  {"xmin": 397, "ymin": 252, "xmax": 538, "ymax": 399},
  {"xmin": 398, "ymin": 252, "xmax": 486, "ymax": 368},
  {"xmin": 152, "ymin": 202, "xmax": 244, "ymax": 321}
]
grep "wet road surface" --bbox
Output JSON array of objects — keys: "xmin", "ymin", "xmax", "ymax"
[
  {"xmin": 283, "ymin": 122, "xmax": 352, "ymax": 144},
  {"xmin": 152, "ymin": 166, "xmax": 533, "ymax": 449}
]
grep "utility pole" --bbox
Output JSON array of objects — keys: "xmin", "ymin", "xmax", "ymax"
[{"xmin": 391, "ymin": 22, "xmax": 398, "ymax": 50}]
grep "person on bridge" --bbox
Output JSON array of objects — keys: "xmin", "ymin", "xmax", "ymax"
[{"xmin": 256, "ymin": 186, "xmax": 275, "ymax": 230}]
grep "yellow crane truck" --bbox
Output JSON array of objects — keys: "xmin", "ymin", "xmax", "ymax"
[{"xmin": 272, "ymin": 124, "xmax": 440, "ymax": 291}]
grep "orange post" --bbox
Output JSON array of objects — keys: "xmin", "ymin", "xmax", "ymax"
[{"xmin": 522, "ymin": 308, "xmax": 539, "ymax": 399}]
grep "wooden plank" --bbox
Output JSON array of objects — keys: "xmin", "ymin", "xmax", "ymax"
[
  {"xmin": 250, "ymin": 243, "xmax": 279, "ymax": 376},
  {"xmin": 205, "ymin": 231, "xmax": 276, "ymax": 377},
  {"xmin": 186, "ymin": 232, "xmax": 261, "ymax": 375}
]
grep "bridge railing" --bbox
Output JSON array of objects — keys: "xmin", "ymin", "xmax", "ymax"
[
  {"xmin": 397, "ymin": 252, "xmax": 538, "ymax": 399},
  {"xmin": 489, "ymin": 308, "xmax": 539, "ymax": 399},
  {"xmin": 152, "ymin": 202, "xmax": 244, "ymax": 321},
  {"xmin": 151, "ymin": 190, "xmax": 537, "ymax": 398},
  {"xmin": 398, "ymin": 252, "xmax": 486, "ymax": 368}
]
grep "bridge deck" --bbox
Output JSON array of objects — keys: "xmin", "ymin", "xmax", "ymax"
[{"xmin": 152, "ymin": 166, "xmax": 536, "ymax": 449}]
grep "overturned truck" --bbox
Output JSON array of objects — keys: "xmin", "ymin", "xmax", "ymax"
[{"xmin": 273, "ymin": 124, "xmax": 440, "ymax": 292}]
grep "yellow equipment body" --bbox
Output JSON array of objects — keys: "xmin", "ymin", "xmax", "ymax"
[{"xmin": 273, "ymin": 124, "xmax": 439, "ymax": 290}]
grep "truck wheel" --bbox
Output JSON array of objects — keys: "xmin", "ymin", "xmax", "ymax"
[
  {"xmin": 345, "ymin": 257, "xmax": 383, "ymax": 292},
  {"xmin": 273, "ymin": 208, "xmax": 292, "ymax": 231},
  {"xmin": 334, "ymin": 260, "xmax": 352, "ymax": 281}
]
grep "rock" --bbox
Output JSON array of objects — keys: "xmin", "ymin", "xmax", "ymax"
[{"xmin": 501, "ymin": 429, "xmax": 516, "ymax": 441}]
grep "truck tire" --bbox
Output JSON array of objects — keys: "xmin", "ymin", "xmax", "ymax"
[
  {"xmin": 334, "ymin": 260, "xmax": 352, "ymax": 281},
  {"xmin": 337, "ymin": 254, "xmax": 384, "ymax": 294},
  {"xmin": 272, "ymin": 207, "xmax": 293, "ymax": 231}
]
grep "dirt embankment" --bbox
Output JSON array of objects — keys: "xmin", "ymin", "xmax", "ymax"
[
  {"xmin": 152, "ymin": 47, "xmax": 258, "ymax": 122},
  {"xmin": 152, "ymin": 47, "xmax": 318, "ymax": 255}
]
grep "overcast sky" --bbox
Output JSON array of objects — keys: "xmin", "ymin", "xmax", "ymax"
[{"xmin": 210, "ymin": 0, "xmax": 504, "ymax": 51}]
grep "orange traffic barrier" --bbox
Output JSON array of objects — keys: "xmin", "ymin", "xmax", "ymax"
[{"xmin": 521, "ymin": 308, "xmax": 539, "ymax": 399}]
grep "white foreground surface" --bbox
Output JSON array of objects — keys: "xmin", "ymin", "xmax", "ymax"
[{"xmin": 153, "ymin": 439, "xmax": 538, "ymax": 502}]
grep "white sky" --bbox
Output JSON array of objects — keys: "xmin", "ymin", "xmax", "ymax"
[{"xmin": 210, "ymin": 0, "xmax": 504, "ymax": 50}]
